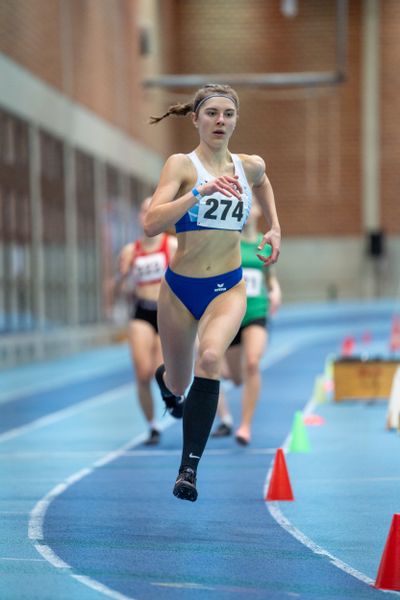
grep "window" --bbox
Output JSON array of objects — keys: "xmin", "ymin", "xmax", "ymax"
[
  {"xmin": 76, "ymin": 150, "xmax": 98, "ymax": 324},
  {"xmin": 40, "ymin": 130, "xmax": 67, "ymax": 327},
  {"xmin": 0, "ymin": 111, "xmax": 32, "ymax": 333}
]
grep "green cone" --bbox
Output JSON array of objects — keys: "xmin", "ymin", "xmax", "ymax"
[{"xmin": 289, "ymin": 411, "xmax": 311, "ymax": 453}]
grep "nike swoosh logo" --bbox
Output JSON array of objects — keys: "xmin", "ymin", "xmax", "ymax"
[{"xmin": 189, "ymin": 452, "xmax": 200, "ymax": 459}]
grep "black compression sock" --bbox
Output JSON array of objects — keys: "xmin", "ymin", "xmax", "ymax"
[{"xmin": 180, "ymin": 376, "xmax": 220, "ymax": 471}]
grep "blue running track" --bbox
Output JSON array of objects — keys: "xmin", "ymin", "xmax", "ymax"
[{"xmin": 1, "ymin": 300, "xmax": 399, "ymax": 599}]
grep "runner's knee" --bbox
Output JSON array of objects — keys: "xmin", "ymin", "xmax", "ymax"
[
  {"xmin": 244, "ymin": 355, "xmax": 260, "ymax": 378},
  {"xmin": 197, "ymin": 346, "xmax": 221, "ymax": 378}
]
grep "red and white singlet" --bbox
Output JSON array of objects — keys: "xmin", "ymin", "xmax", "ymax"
[{"xmin": 131, "ymin": 233, "xmax": 171, "ymax": 286}]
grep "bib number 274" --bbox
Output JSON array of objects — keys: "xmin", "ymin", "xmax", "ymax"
[{"xmin": 203, "ymin": 197, "xmax": 244, "ymax": 222}]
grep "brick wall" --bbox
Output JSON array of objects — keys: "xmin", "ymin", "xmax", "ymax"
[
  {"xmin": 381, "ymin": 0, "xmax": 400, "ymax": 235},
  {"xmin": 0, "ymin": 0, "xmax": 167, "ymax": 153},
  {"xmin": 0, "ymin": 0, "xmax": 64, "ymax": 88},
  {"xmin": 0, "ymin": 0, "xmax": 399, "ymax": 238},
  {"xmin": 156, "ymin": 0, "xmax": 363, "ymax": 237}
]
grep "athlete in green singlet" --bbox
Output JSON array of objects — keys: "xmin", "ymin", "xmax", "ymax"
[{"xmin": 211, "ymin": 202, "xmax": 282, "ymax": 445}]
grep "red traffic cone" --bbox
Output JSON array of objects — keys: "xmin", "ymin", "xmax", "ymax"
[
  {"xmin": 265, "ymin": 449, "xmax": 294, "ymax": 501},
  {"xmin": 389, "ymin": 316, "xmax": 400, "ymax": 353},
  {"xmin": 375, "ymin": 514, "xmax": 400, "ymax": 590},
  {"xmin": 341, "ymin": 335, "xmax": 355, "ymax": 356}
]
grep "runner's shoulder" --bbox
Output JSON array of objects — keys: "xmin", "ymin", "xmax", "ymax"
[
  {"xmin": 237, "ymin": 154, "xmax": 265, "ymax": 185},
  {"xmin": 163, "ymin": 153, "xmax": 196, "ymax": 183}
]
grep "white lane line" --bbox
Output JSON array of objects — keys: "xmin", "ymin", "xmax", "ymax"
[
  {"xmin": 263, "ymin": 396, "xmax": 400, "ymax": 594},
  {"xmin": 25, "ymin": 327, "xmax": 380, "ymax": 600},
  {"xmin": 0, "ymin": 384, "xmax": 134, "ymax": 444},
  {"xmin": 268, "ymin": 502, "xmax": 376, "ymax": 585},
  {"xmin": 71, "ymin": 574, "xmax": 134, "ymax": 600},
  {"xmin": 26, "ymin": 341, "xmax": 300, "ymax": 600},
  {"xmin": 28, "ymin": 434, "xmax": 146, "ymax": 600}
]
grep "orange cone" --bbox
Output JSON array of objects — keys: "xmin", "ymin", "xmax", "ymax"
[
  {"xmin": 375, "ymin": 514, "xmax": 400, "ymax": 590},
  {"xmin": 265, "ymin": 449, "xmax": 294, "ymax": 501}
]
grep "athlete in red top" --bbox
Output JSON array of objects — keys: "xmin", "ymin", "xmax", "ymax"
[{"xmin": 118, "ymin": 198, "xmax": 177, "ymax": 445}]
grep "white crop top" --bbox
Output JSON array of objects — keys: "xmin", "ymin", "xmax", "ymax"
[{"xmin": 175, "ymin": 151, "xmax": 252, "ymax": 233}]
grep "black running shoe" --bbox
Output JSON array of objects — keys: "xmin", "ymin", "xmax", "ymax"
[
  {"xmin": 143, "ymin": 428, "xmax": 160, "ymax": 446},
  {"xmin": 211, "ymin": 423, "xmax": 232, "ymax": 438},
  {"xmin": 155, "ymin": 364, "xmax": 184, "ymax": 419},
  {"xmin": 173, "ymin": 467, "xmax": 198, "ymax": 502}
]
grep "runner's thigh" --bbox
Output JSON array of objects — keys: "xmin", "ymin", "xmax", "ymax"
[
  {"xmin": 197, "ymin": 281, "xmax": 246, "ymax": 361},
  {"xmin": 157, "ymin": 278, "xmax": 198, "ymax": 390}
]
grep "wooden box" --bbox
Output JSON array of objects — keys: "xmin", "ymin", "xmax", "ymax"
[{"xmin": 333, "ymin": 358, "xmax": 400, "ymax": 402}]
